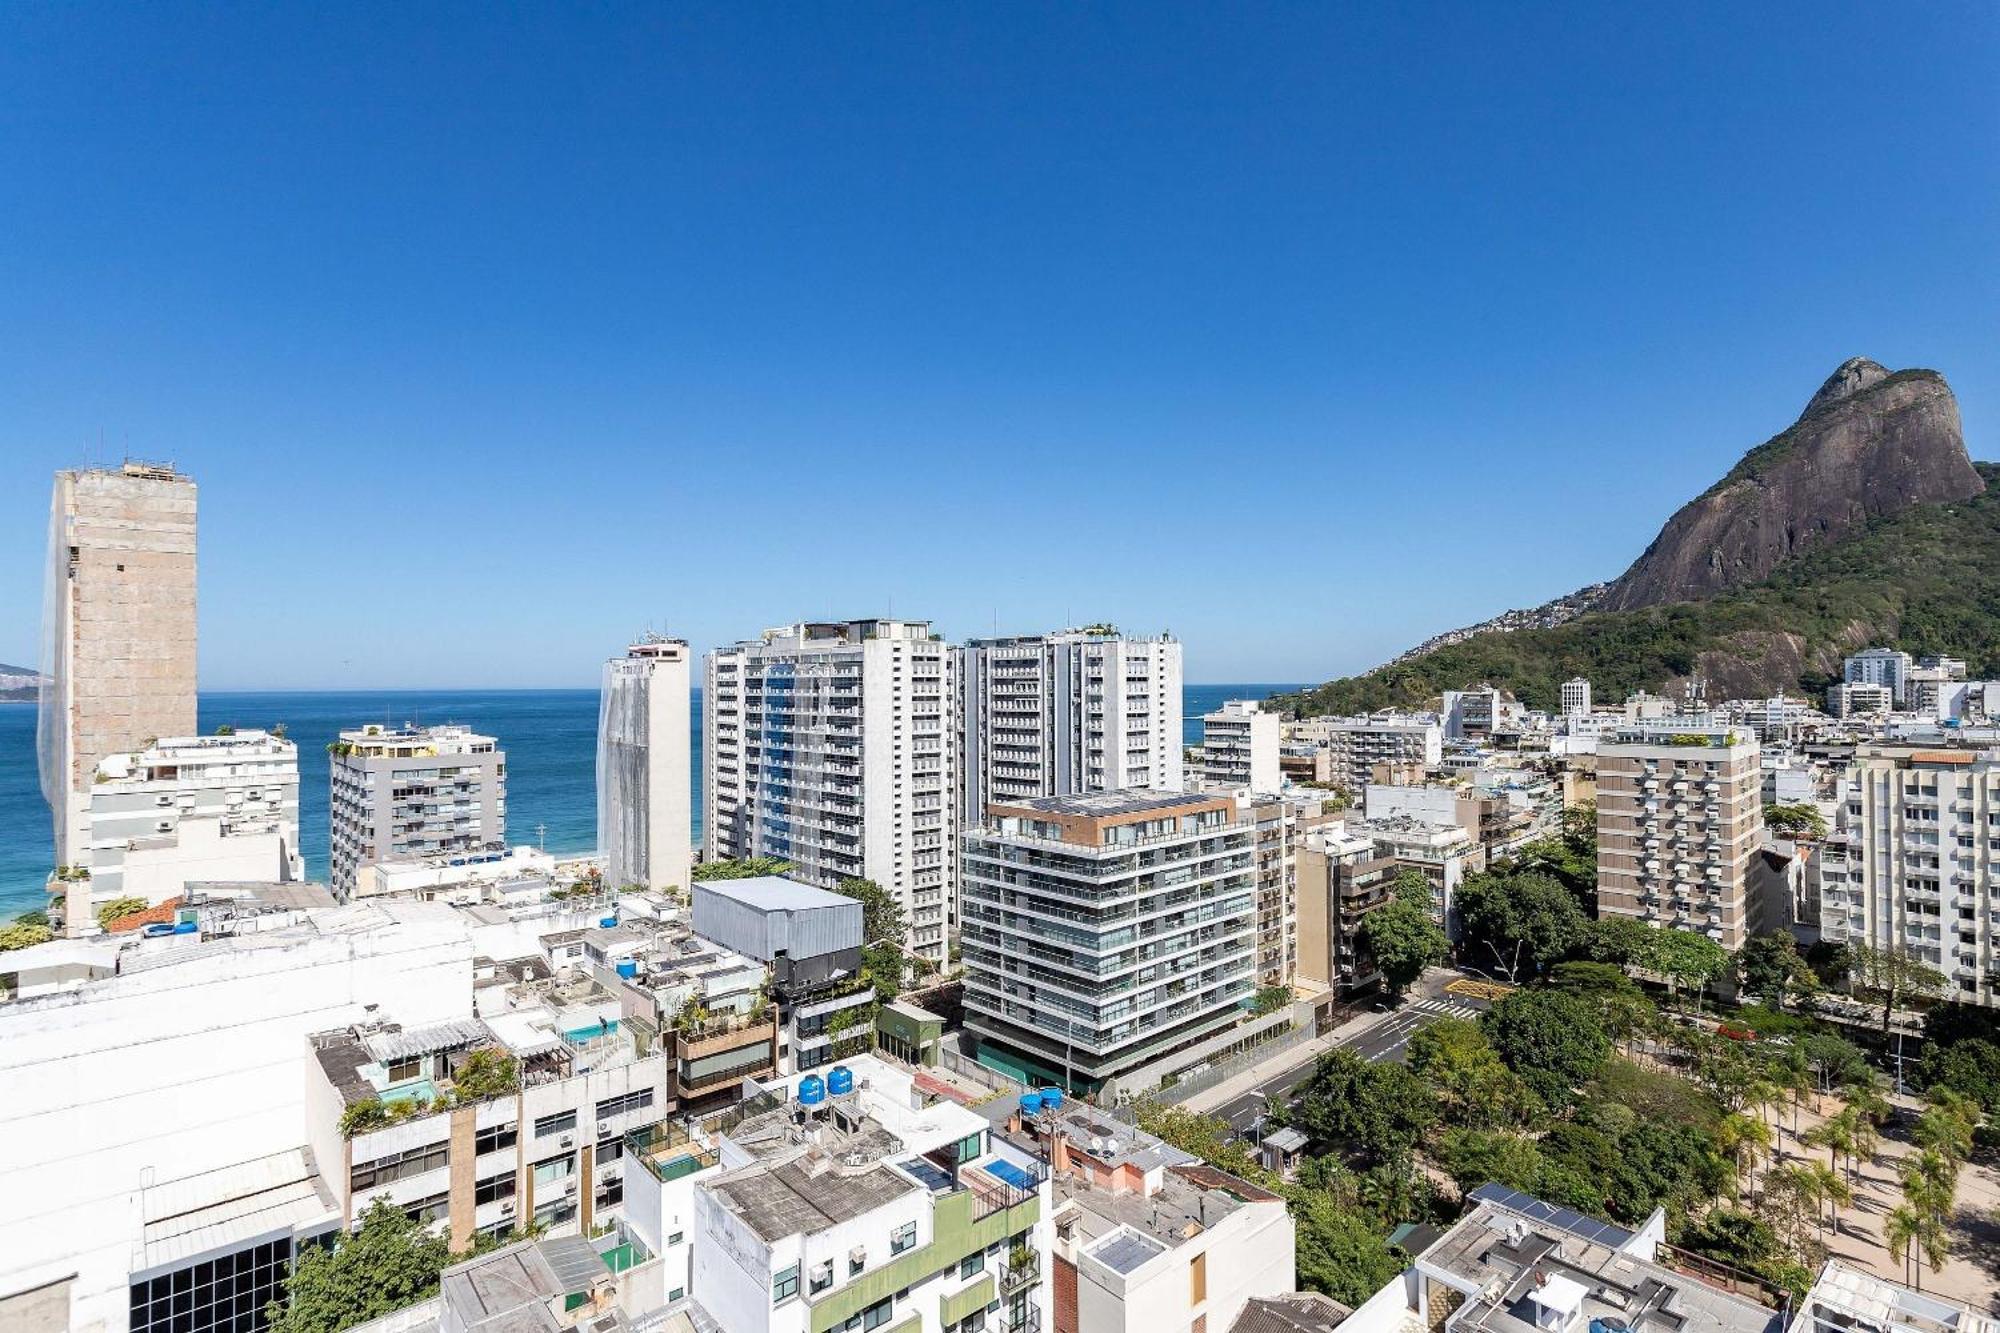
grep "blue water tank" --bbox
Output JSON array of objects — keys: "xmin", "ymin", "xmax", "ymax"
[
  {"xmin": 1019, "ymin": 1091, "xmax": 1044, "ymax": 1116},
  {"xmin": 172, "ymin": 920, "xmax": 198, "ymax": 935},
  {"xmin": 615, "ymin": 959, "xmax": 638, "ymax": 979},
  {"xmin": 599, "ymin": 916, "xmax": 619, "ymax": 929},
  {"xmin": 799, "ymin": 1074, "xmax": 827, "ymax": 1106},
  {"xmin": 1040, "ymin": 1087, "xmax": 1064, "ymax": 1110},
  {"xmin": 142, "ymin": 922, "xmax": 175, "ymax": 938},
  {"xmin": 827, "ymin": 1065, "xmax": 855, "ymax": 1096}
]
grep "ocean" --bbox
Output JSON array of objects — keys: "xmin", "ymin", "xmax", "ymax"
[{"xmin": 0, "ymin": 682, "xmax": 1299, "ymax": 919}]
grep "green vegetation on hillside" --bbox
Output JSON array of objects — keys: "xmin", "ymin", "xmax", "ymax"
[{"xmin": 1274, "ymin": 463, "xmax": 2000, "ymax": 715}]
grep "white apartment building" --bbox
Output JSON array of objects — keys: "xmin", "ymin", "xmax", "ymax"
[
  {"xmin": 329, "ymin": 724, "xmax": 507, "ymax": 899},
  {"xmin": 960, "ymin": 791, "xmax": 1257, "ymax": 1091},
  {"xmin": 38, "ymin": 462, "xmax": 199, "ymax": 872},
  {"xmin": 1820, "ymin": 745, "xmax": 2000, "ymax": 1004},
  {"xmin": 1846, "ymin": 648, "xmax": 1915, "ymax": 706},
  {"xmin": 599, "ymin": 636, "xmax": 694, "ymax": 893},
  {"xmin": 71, "ymin": 730, "xmax": 304, "ymax": 923},
  {"xmin": 705, "ymin": 619, "xmax": 956, "ymax": 965},
  {"xmin": 1287, "ymin": 714, "xmax": 1443, "ymax": 793},
  {"xmin": 1827, "ymin": 681, "xmax": 1894, "ymax": 720},
  {"xmin": 1199, "ymin": 700, "xmax": 1281, "ymax": 793},
  {"xmin": 1560, "ymin": 677, "xmax": 1592, "ymax": 716},
  {"xmin": 641, "ymin": 1055, "xmax": 1052, "ymax": 1333},
  {"xmin": 957, "ymin": 629, "xmax": 1183, "ymax": 828},
  {"xmin": 1596, "ymin": 725, "xmax": 1764, "ymax": 948}
]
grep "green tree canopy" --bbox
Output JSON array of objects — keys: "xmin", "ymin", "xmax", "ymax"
[
  {"xmin": 691, "ymin": 856, "xmax": 793, "ymax": 881},
  {"xmin": 1359, "ymin": 893, "xmax": 1447, "ymax": 998},
  {"xmin": 1849, "ymin": 943, "xmax": 1947, "ymax": 1036},
  {"xmin": 1734, "ymin": 931, "xmax": 1818, "ymax": 1010},
  {"xmin": 1764, "ymin": 803, "xmax": 1828, "ymax": 839},
  {"xmin": 266, "ymin": 1200, "xmax": 455, "ymax": 1333},
  {"xmin": 0, "ymin": 922, "xmax": 53, "ymax": 952},
  {"xmin": 1481, "ymin": 989, "xmax": 1611, "ymax": 1107},
  {"xmin": 1407, "ymin": 1018, "xmax": 1542, "ymax": 1130},
  {"xmin": 836, "ymin": 877, "xmax": 906, "ymax": 946},
  {"xmin": 1916, "ymin": 1038, "xmax": 2000, "ymax": 1115},
  {"xmin": 1455, "ymin": 870, "xmax": 1589, "ymax": 982},
  {"xmin": 1291, "ymin": 1050, "xmax": 1439, "ymax": 1165},
  {"xmin": 1290, "ymin": 1191, "xmax": 1407, "ymax": 1307}
]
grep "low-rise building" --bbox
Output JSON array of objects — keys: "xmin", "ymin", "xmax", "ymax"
[
  {"xmin": 1826, "ymin": 681, "xmax": 1894, "ymax": 720},
  {"xmin": 1286, "ymin": 715, "xmax": 1442, "ymax": 795},
  {"xmin": 691, "ymin": 875, "xmax": 875, "ymax": 1074},
  {"xmin": 1294, "ymin": 823, "xmax": 1397, "ymax": 996},
  {"xmin": 330, "ymin": 724, "xmax": 507, "ymax": 899}
]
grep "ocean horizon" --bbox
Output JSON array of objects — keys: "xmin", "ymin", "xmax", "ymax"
[{"xmin": 0, "ymin": 682, "xmax": 1300, "ymax": 919}]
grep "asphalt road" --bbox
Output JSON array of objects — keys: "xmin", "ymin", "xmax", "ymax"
[{"xmin": 1214, "ymin": 981, "xmax": 1494, "ymax": 1137}]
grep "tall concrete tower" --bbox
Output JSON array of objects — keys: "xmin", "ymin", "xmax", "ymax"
[
  {"xmin": 598, "ymin": 635, "xmax": 693, "ymax": 893},
  {"xmin": 37, "ymin": 461, "xmax": 198, "ymax": 879}
]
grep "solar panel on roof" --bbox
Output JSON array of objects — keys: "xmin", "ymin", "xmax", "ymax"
[{"xmin": 1468, "ymin": 1183, "xmax": 1634, "ymax": 1249}]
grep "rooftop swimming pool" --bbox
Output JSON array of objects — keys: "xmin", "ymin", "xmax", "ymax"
[{"xmin": 381, "ymin": 1078, "xmax": 441, "ymax": 1106}]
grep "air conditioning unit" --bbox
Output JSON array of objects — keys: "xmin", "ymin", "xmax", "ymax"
[
  {"xmin": 560, "ymin": 1134, "xmax": 575, "ymax": 1148},
  {"xmin": 500, "ymin": 1200, "xmax": 515, "ymax": 1215},
  {"xmin": 155, "ymin": 820, "xmax": 173, "ymax": 832},
  {"xmin": 561, "ymin": 1177, "xmax": 577, "ymax": 1195},
  {"xmin": 155, "ymin": 794, "xmax": 173, "ymax": 807},
  {"xmin": 597, "ymin": 1121, "xmax": 611, "ymax": 1136}
]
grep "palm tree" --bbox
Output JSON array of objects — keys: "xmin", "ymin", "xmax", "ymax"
[
  {"xmin": 1809, "ymin": 1162, "xmax": 1852, "ymax": 1240},
  {"xmin": 1846, "ymin": 1109, "xmax": 1881, "ymax": 1184},
  {"xmin": 1719, "ymin": 1114, "xmax": 1774, "ymax": 1198},
  {"xmin": 1848, "ymin": 1079, "xmax": 1892, "ymax": 1127},
  {"xmin": 1929, "ymin": 1085, "xmax": 1983, "ymax": 1137},
  {"xmin": 1915, "ymin": 1106, "xmax": 1975, "ymax": 1165},
  {"xmin": 1800, "ymin": 1115, "xmax": 1852, "ymax": 1177},
  {"xmin": 1901, "ymin": 1149, "xmax": 1959, "ymax": 1222},
  {"xmin": 1887, "ymin": 1203, "xmax": 1923, "ymax": 1288}
]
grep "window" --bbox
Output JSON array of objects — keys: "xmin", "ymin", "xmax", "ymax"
[
  {"xmin": 533, "ymin": 1153, "xmax": 575, "ymax": 1185},
  {"xmin": 130, "ymin": 1238, "xmax": 293, "ymax": 1333},
  {"xmin": 474, "ymin": 1172, "xmax": 516, "ymax": 1205},
  {"xmin": 1190, "ymin": 1252, "xmax": 1206, "ymax": 1304},
  {"xmin": 403, "ymin": 1191, "xmax": 450, "ymax": 1225},
  {"xmin": 890, "ymin": 1221, "xmax": 917, "ymax": 1255},
  {"xmin": 596, "ymin": 1088, "xmax": 655, "ymax": 1120},
  {"xmin": 669, "ymin": 1288, "xmax": 685, "ymax": 1303},
  {"xmin": 596, "ymin": 1137, "xmax": 625, "ymax": 1163},
  {"xmin": 535, "ymin": 1110, "xmax": 577, "ymax": 1138},
  {"xmin": 388, "ymin": 1057, "xmax": 422, "ymax": 1082},
  {"xmin": 850, "ymin": 1252, "xmax": 866, "ymax": 1276},
  {"xmin": 960, "ymin": 1252, "xmax": 984, "ymax": 1279},
  {"xmin": 350, "ymin": 1140, "xmax": 449, "ymax": 1192},
  {"xmin": 668, "ymin": 1231, "xmax": 684, "ymax": 1246},
  {"xmin": 773, "ymin": 1264, "xmax": 801, "ymax": 1305},
  {"xmin": 811, "ymin": 1264, "xmax": 834, "ymax": 1295},
  {"xmin": 860, "ymin": 1299, "xmax": 895, "ymax": 1331},
  {"xmin": 474, "ymin": 1123, "xmax": 518, "ymax": 1155},
  {"xmin": 596, "ymin": 1179, "xmax": 624, "ymax": 1208}
]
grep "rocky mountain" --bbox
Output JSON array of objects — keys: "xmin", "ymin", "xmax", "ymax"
[
  {"xmin": 1277, "ymin": 359, "xmax": 1991, "ymax": 716},
  {"xmin": 1599, "ymin": 358, "xmax": 1981, "ymax": 610},
  {"xmin": 0, "ymin": 662, "xmax": 42, "ymax": 701},
  {"xmin": 1382, "ymin": 584, "xmax": 1609, "ymax": 668}
]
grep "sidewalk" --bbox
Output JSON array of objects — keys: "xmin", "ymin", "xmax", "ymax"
[{"xmin": 1180, "ymin": 1006, "xmax": 1387, "ymax": 1116}]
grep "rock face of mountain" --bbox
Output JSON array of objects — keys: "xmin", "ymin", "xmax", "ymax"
[{"xmin": 1598, "ymin": 358, "xmax": 1981, "ymax": 611}]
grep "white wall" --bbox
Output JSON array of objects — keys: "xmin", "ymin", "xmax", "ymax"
[{"xmin": 0, "ymin": 905, "xmax": 473, "ymax": 1333}]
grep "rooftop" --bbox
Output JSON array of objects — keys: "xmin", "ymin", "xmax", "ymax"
[
  {"xmin": 139, "ymin": 1147, "xmax": 337, "ymax": 1272},
  {"xmin": 992, "ymin": 790, "xmax": 1232, "ymax": 819},
  {"xmin": 692, "ymin": 875, "xmax": 860, "ymax": 913},
  {"xmin": 1060, "ymin": 1162, "xmax": 1273, "ymax": 1261},
  {"xmin": 708, "ymin": 1153, "xmax": 922, "ymax": 1243}
]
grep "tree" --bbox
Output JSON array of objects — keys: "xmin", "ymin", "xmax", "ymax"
[
  {"xmin": 859, "ymin": 942, "xmax": 906, "ymax": 1001},
  {"xmin": 1135, "ymin": 1105, "xmax": 1265, "ymax": 1183},
  {"xmin": 449, "ymin": 1047, "xmax": 517, "ymax": 1101},
  {"xmin": 1359, "ymin": 893, "xmax": 1447, "ymax": 999},
  {"xmin": 1583, "ymin": 915, "xmax": 1657, "ymax": 966},
  {"xmin": 1734, "ymin": 932, "xmax": 1817, "ymax": 1010},
  {"xmin": 1251, "ymin": 984, "xmax": 1294, "ymax": 1016},
  {"xmin": 1847, "ymin": 943, "xmax": 1946, "ymax": 1038},
  {"xmin": 0, "ymin": 923, "xmax": 54, "ymax": 952},
  {"xmin": 1638, "ymin": 928, "xmax": 1730, "ymax": 1008},
  {"xmin": 835, "ymin": 877, "xmax": 905, "ymax": 946},
  {"xmin": 1800, "ymin": 1034, "xmax": 1871, "ymax": 1094},
  {"xmin": 1291, "ymin": 1051, "xmax": 1438, "ymax": 1165},
  {"xmin": 267, "ymin": 1200, "xmax": 455, "ymax": 1333},
  {"xmin": 1505, "ymin": 803, "xmax": 1598, "ymax": 909},
  {"xmin": 1480, "ymin": 990, "xmax": 1610, "ymax": 1108},
  {"xmin": 1407, "ymin": 1018, "xmax": 1540, "ymax": 1130},
  {"xmin": 1455, "ymin": 871, "xmax": 1588, "ymax": 982},
  {"xmin": 1435, "ymin": 1128, "xmax": 1542, "ymax": 1193},
  {"xmin": 1763, "ymin": 803, "xmax": 1827, "ymax": 839},
  {"xmin": 691, "ymin": 856, "xmax": 792, "ymax": 881},
  {"xmin": 1289, "ymin": 1191, "xmax": 1405, "ymax": 1307},
  {"xmin": 1916, "ymin": 1037, "xmax": 2000, "ymax": 1114},
  {"xmin": 94, "ymin": 896, "xmax": 149, "ymax": 928}
]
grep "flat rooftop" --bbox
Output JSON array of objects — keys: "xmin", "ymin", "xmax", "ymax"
[
  {"xmin": 991, "ymin": 790, "xmax": 1228, "ymax": 818},
  {"xmin": 708, "ymin": 1154, "xmax": 921, "ymax": 1244},
  {"xmin": 693, "ymin": 875, "xmax": 858, "ymax": 912},
  {"xmin": 1060, "ymin": 1163, "xmax": 1274, "ymax": 1257}
]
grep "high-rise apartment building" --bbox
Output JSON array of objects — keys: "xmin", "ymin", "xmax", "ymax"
[
  {"xmin": 1294, "ymin": 823, "xmax": 1397, "ymax": 996},
  {"xmin": 956, "ymin": 629, "xmax": 1182, "ymax": 828},
  {"xmin": 1596, "ymin": 725, "xmax": 1763, "ymax": 948},
  {"xmin": 1287, "ymin": 715, "xmax": 1442, "ymax": 794},
  {"xmin": 1560, "ymin": 677, "xmax": 1592, "ymax": 716},
  {"xmin": 37, "ymin": 462, "xmax": 198, "ymax": 871},
  {"xmin": 1820, "ymin": 745, "xmax": 2000, "ymax": 1005},
  {"xmin": 1845, "ymin": 648, "xmax": 1915, "ymax": 706},
  {"xmin": 960, "ymin": 791, "xmax": 1256, "ymax": 1090},
  {"xmin": 1199, "ymin": 699, "xmax": 1281, "ymax": 792},
  {"xmin": 704, "ymin": 619, "xmax": 955, "ymax": 964},
  {"xmin": 328, "ymin": 724, "xmax": 506, "ymax": 898},
  {"xmin": 598, "ymin": 636, "xmax": 693, "ymax": 893},
  {"xmin": 76, "ymin": 731, "xmax": 303, "ymax": 920}
]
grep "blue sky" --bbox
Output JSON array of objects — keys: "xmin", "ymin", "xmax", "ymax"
[{"xmin": 1, "ymin": 4, "xmax": 1994, "ymax": 688}]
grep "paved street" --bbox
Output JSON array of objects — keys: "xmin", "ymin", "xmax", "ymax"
[{"xmin": 1208, "ymin": 977, "xmax": 1493, "ymax": 1137}]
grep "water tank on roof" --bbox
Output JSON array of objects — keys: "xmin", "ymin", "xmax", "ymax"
[
  {"xmin": 1039, "ymin": 1087, "xmax": 1064, "ymax": 1110},
  {"xmin": 1019, "ymin": 1091, "xmax": 1044, "ymax": 1116},
  {"xmin": 799, "ymin": 1074, "xmax": 827, "ymax": 1106},
  {"xmin": 615, "ymin": 959, "xmax": 638, "ymax": 979},
  {"xmin": 142, "ymin": 923, "xmax": 175, "ymax": 938},
  {"xmin": 172, "ymin": 921, "xmax": 198, "ymax": 935},
  {"xmin": 827, "ymin": 1065, "xmax": 855, "ymax": 1096},
  {"xmin": 599, "ymin": 916, "xmax": 619, "ymax": 929}
]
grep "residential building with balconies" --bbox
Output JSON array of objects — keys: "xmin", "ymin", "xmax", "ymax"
[
  {"xmin": 960, "ymin": 791, "xmax": 1258, "ymax": 1092},
  {"xmin": 1199, "ymin": 701, "xmax": 1281, "ymax": 794},
  {"xmin": 1596, "ymin": 725, "xmax": 1763, "ymax": 948},
  {"xmin": 1285, "ymin": 715, "xmax": 1443, "ymax": 796},
  {"xmin": 705, "ymin": 620, "xmax": 956, "ymax": 966},
  {"xmin": 1294, "ymin": 823, "xmax": 1397, "ymax": 996},
  {"xmin": 1845, "ymin": 648, "xmax": 1915, "ymax": 707},
  {"xmin": 1821, "ymin": 744, "xmax": 2000, "ymax": 1004},
  {"xmin": 329, "ymin": 724, "xmax": 506, "ymax": 899},
  {"xmin": 71, "ymin": 729, "xmax": 304, "ymax": 918},
  {"xmin": 958, "ymin": 630, "xmax": 1184, "ymax": 832}
]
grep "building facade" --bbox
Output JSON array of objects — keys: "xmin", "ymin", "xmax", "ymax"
[
  {"xmin": 329, "ymin": 725, "xmax": 507, "ymax": 899},
  {"xmin": 1294, "ymin": 824, "xmax": 1396, "ymax": 996},
  {"xmin": 957, "ymin": 629, "xmax": 1183, "ymax": 830},
  {"xmin": 1596, "ymin": 725, "xmax": 1764, "ymax": 948},
  {"xmin": 1199, "ymin": 700, "xmax": 1281, "ymax": 793},
  {"xmin": 37, "ymin": 462, "xmax": 199, "ymax": 873},
  {"xmin": 598, "ymin": 636, "xmax": 693, "ymax": 893},
  {"xmin": 960, "ymin": 791, "xmax": 1256, "ymax": 1090},
  {"xmin": 1288, "ymin": 715, "xmax": 1443, "ymax": 794},
  {"xmin": 1845, "ymin": 648, "xmax": 1915, "ymax": 706},
  {"xmin": 1560, "ymin": 677, "xmax": 1592, "ymax": 716},
  {"xmin": 1820, "ymin": 745, "xmax": 2000, "ymax": 1004},
  {"xmin": 77, "ymin": 730, "xmax": 303, "ymax": 916},
  {"xmin": 705, "ymin": 620, "xmax": 956, "ymax": 965}
]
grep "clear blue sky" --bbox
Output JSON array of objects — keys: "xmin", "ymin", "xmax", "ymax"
[{"xmin": 1, "ymin": 4, "xmax": 1994, "ymax": 688}]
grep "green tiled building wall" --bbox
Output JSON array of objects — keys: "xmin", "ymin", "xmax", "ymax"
[{"xmin": 805, "ymin": 1191, "xmax": 1039, "ymax": 1333}]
